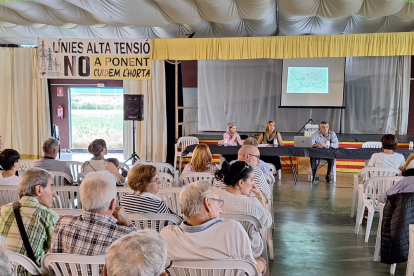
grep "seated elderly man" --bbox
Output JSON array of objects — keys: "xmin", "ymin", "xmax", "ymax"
[
  {"xmin": 237, "ymin": 145, "xmax": 270, "ymax": 198},
  {"xmin": 31, "ymin": 138, "xmax": 72, "ymax": 179},
  {"xmin": 160, "ymin": 181, "xmax": 266, "ymax": 275},
  {"xmin": 104, "ymin": 230, "xmax": 168, "ymax": 276},
  {"xmin": 0, "ymin": 168, "xmax": 58, "ymax": 268},
  {"xmin": 49, "ymin": 171, "xmax": 136, "ymax": 256},
  {"xmin": 244, "ymin": 137, "xmax": 275, "ymax": 182}
]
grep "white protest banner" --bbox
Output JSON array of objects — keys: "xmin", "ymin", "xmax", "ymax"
[{"xmin": 38, "ymin": 38, "xmax": 151, "ymax": 80}]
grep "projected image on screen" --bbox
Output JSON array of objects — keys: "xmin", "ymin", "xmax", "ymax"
[{"xmin": 287, "ymin": 67, "xmax": 328, "ymax": 93}]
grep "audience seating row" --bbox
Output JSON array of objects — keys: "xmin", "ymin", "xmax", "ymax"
[{"xmin": 7, "ymin": 251, "xmax": 260, "ymax": 276}]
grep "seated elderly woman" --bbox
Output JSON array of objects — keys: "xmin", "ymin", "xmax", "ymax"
[
  {"xmin": 182, "ymin": 144, "xmax": 218, "ymax": 174},
  {"xmin": 223, "ymin": 122, "xmax": 243, "ymax": 146},
  {"xmin": 160, "ymin": 181, "xmax": 266, "ymax": 275},
  {"xmin": 121, "ymin": 164, "xmax": 174, "ymax": 214},
  {"xmin": 368, "ymin": 134, "xmax": 405, "ymax": 169},
  {"xmin": 0, "ymin": 149, "xmax": 21, "ymax": 186},
  {"xmin": 82, "ymin": 139, "xmax": 125, "ymax": 183},
  {"xmin": 215, "ymin": 161, "xmax": 272, "ymax": 257}
]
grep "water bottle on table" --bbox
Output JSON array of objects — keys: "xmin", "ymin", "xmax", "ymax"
[
  {"xmin": 410, "ymin": 141, "xmax": 413, "ymax": 150},
  {"xmin": 274, "ymin": 138, "xmax": 278, "ymax": 147},
  {"xmin": 223, "ymin": 139, "xmax": 228, "ymax": 147},
  {"xmin": 325, "ymin": 141, "xmax": 330, "ymax": 148}
]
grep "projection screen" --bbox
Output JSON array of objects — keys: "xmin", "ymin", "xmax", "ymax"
[{"xmin": 280, "ymin": 57, "xmax": 345, "ymax": 108}]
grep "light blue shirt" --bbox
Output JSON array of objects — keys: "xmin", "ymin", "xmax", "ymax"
[
  {"xmin": 258, "ymin": 161, "xmax": 275, "ymax": 182},
  {"xmin": 311, "ymin": 130, "xmax": 339, "ymax": 148},
  {"xmin": 378, "ymin": 177, "xmax": 414, "ymax": 203},
  {"xmin": 179, "ymin": 218, "xmax": 225, "ymax": 233}
]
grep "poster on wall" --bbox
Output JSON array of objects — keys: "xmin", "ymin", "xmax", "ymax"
[{"xmin": 38, "ymin": 38, "xmax": 151, "ymax": 80}]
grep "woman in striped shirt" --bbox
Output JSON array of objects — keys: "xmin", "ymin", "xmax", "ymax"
[{"xmin": 120, "ymin": 164, "xmax": 173, "ymax": 214}]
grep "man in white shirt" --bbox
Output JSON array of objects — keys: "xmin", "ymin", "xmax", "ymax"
[
  {"xmin": 160, "ymin": 181, "xmax": 266, "ymax": 275},
  {"xmin": 31, "ymin": 138, "xmax": 72, "ymax": 179},
  {"xmin": 311, "ymin": 121, "xmax": 339, "ymax": 184}
]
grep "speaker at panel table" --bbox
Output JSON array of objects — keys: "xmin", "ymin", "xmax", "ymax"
[{"xmin": 124, "ymin": 94, "xmax": 144, "ymax": 121}]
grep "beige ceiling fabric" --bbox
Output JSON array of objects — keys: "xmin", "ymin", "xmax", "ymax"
[
  {"xmin": 279, "ymin": 0, "xmax": 414, "ymax": 35},
  {"xmin": 0, "ymin": 0, "xmax": 276, "ymax": 45}
]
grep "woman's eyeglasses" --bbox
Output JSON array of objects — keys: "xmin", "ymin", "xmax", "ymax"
[{"xmin": 208, "ymin": 198, "xmax": 225, "ymax": 208}]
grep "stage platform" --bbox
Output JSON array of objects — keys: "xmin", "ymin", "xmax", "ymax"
[
  {"xmin": 190, "ymin": 132, "xmax": 414, "ymax": 143},
  {"xmin": 177, "ymin": 131, "xmax": 414, "ymax": 174}
]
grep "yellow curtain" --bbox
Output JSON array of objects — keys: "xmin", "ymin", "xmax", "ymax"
[
  {"xmin": 151, "ymin": 32, "xmax": 414, "ymax": 60},
  {"xmin": 0, "ymin": 48, "xmax": 50, "ymax": 159}
]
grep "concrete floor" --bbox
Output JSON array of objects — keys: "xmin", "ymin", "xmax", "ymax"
[{"xmin": 270, "ymin": 172, "xmax": 405, "ymax": 276}]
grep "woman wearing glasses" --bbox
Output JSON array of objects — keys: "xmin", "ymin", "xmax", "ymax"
[
  {"xmin": 120, "ymin": 164, "xmax": 174, "ymax": 215},
  {"xmin": 223, "ymin": 122, "xmax": 243, "ymax": 146},
  {"xmin": 215, "ymin": 161, "xmax": 272, "ymax": 257}
]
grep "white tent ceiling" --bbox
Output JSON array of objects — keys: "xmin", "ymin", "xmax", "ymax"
[{"xmin": 0, "ymin": 0, "xmax": 413, "ymax": 45}]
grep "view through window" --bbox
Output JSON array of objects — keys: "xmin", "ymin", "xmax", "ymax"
[{"xmin": 70, "ymin": 88, "xmax": 123, "ymax": 150}]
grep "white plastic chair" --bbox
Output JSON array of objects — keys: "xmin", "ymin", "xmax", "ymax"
[
  {"xmin": 362, "ymin": 142, "xmax": 382, "ymax": 148},
  {"xmin": 406, "ymin": 224, "xmax": 414, "ymax": 276},
  {"xmin": 17, "ymin": 159, "xmax": 36, "ymax": 176},
  {"xmin": 178, "ymin": 172, "xmax": 215, "ymax": 187},
  {"xmin": 50, "ymin": 171, "xmax": 74, "ymax": 186},
  {"xmin": 127, "ymin": 212, "xmax": 182, "ymax": 232},
  {"xmin": 6, "ymin": 251, "xmax": 43, "ymax": 276},
  {"xmin": 66, "ymin": 161, "xmax": 83, "ymax": 184},
  {"xmin": 167, "ymin": 260, "xmax": 259, "ymax": 276},
  {"xmin": 77, "ymin": 172, "xmax": 88, "ymax": 184},
  {"xmin": 156, "ymin": 187, "xmax": 184, "ymax": 215},
  {"xmin": 136, "ymin": 161, "xmax": 179, "ymax": 184},
  {"xmin": 52, "ymin": 186, "xmax": 81, "ymax": 209},
  {"xmin": 374, "ymin": 202, "xmax": 398, "ymax": 274},
  {"xmin": 41, "ymin": 253, "xmax": 105, "ymax": 276},
  {"xmin": 263, "ymin": 173, "xmax": 275, "ymax": 261},
  {"xmin": 116, "ymin": 186, "xmax": 134, "ymax": 206},
  {"xmin": 220, "ymin": 213, "xmax": 268, "ymax": 275},
  {"xmin": 174, "ymin": 137, "xmax": 199, "ymax": 173},
  {"xmin": 159, "ymin": 172, "xmax": 175, "ymax": 188},
  {"xmin": 355, "ymin": 176, "xmax": 404, "ymax": 242},
  {"xmin": 0, "ymin": 185, "xmax": 19, "ymax": 206},
  {"xmin": 351, "ymin": 167, "xmax": 401, "ymax": 218},
  {"xmin": 52, "ymin": 208, "xmax": 83, "ymax": 216},
  {"xmin": 266, "ymin": 162, "xmax": 281, "ymax": 180}
]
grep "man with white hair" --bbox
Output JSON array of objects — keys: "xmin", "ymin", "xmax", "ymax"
[
  {"xmin": 160, "ymin": 181, "xmax": 267, "ymax": 275},
  {"xmin": 0, "ymin": 168, "xmax": 58, "ymax": 267},
  {"xmin": 104, "ymin": 230, "xmax": 168, "ymax": 276},
  {"xmin": 49, "ymin": 171, "xmax": 136, "ymax": 256},
  {"xmin": 31, "ymin": 137, "xmax": 72, "ymax": 178}
]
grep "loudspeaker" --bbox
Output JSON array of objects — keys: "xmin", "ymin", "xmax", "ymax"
[{"xmin": 124, "ymin": 94, "xmax": 144, "ymax": 121}]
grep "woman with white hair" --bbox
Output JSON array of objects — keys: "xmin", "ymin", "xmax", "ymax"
[
  {"xmin": 223, "ymin": 122, "xmax": 243, "ymax": 146},
  {"xmin": 215, "ymin": 161, "xmax": 272, "ymax": 257},
  {"xmin": 160, "ymin": 181, "xmax": 266, "ymax": 275},
  {"xmin": 104, "ymin": 230, "xmax": 168, "ymax": 276}
]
